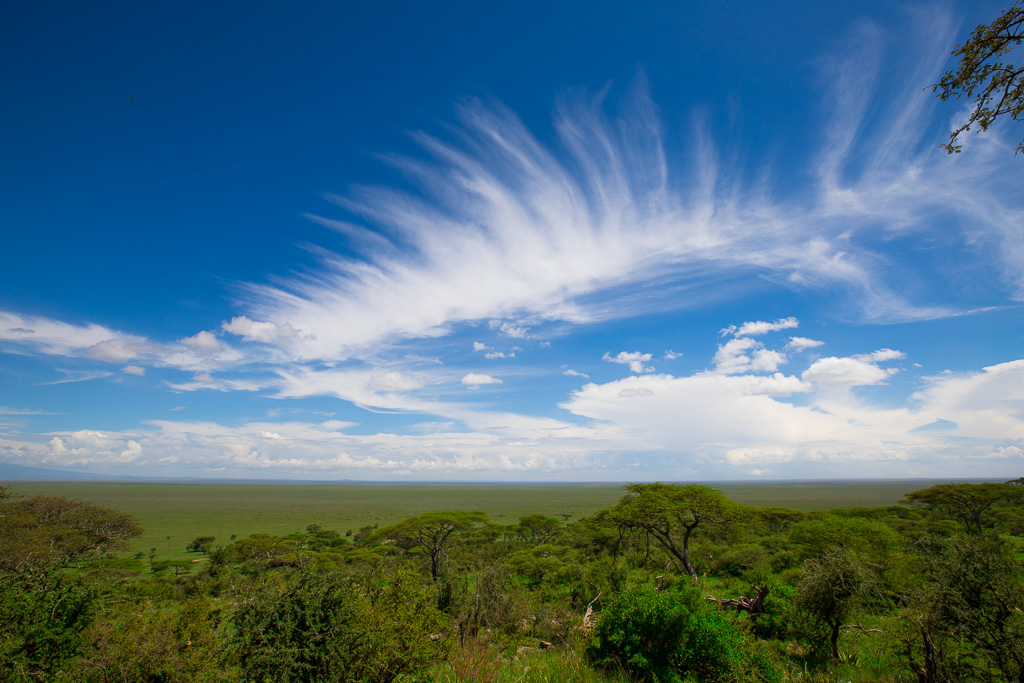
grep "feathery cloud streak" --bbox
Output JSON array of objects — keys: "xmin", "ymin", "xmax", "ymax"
[{"xmin": 228, "ymin": 12, "xmax": 1021, "ymax": 364}]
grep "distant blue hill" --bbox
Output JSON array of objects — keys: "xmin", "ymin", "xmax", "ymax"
[{"xmin": 0, "ymin": 462, "xmax": 133, "ymax": 481}]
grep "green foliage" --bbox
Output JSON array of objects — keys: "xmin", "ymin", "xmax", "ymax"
[
  {"xmin": 590, "ymin": 584, "xmax": 780, "ymax": 682},
  {"xmin": 459, "ymin": 563, "xmax": 537, "ymax": 640},
  {"xmin": 794, "ymin": 548, "xmax": 877, "ymax": 661},
  {"xmin": 933, "ymin": 1, "xmax": 1024, "ymax": 155},
  {"xmin": 233, "ymin": 563, "xmax": 447, "ymax": 682},
  {"xmin": 708, "ymin": 543, "xmax": 770, "ymax": 578},
  {"xmin": 787, "ymin": 516, "xmax": 900, "ymax": 562},
  {"xmin": 188, "ymin": 535, "xmax": 217, "ymax": 553},
  {"xmin": 901, "ymin": 482, "xmax": 1024, "ymax": 534},
  {"xmin": 233, "ymin": 566, "xmax": 363, "ymax": 682},
  {"xmin": 0, "ymin": 569, "xmax": 94, "ymax": 682},
  {"xmin": 516, "ymin": 515, "xmax": 563, "ymax": 541},
  {"xmin": 74, "ymin": 597, "xmax": 231, "ymax": 682},
  {"xmin": 436, "ymin": 642, "xmax": 631, "ymax": 683},
  {"xmin": 4, "ymin": 480, "xmax": 917, "ymax": 563},
  {"xmin": 749, "ymin": 507, "xmax": 805, "ymax": 535},
  {"xmin": 0, "ymin": 495, "xmax": 142, "ymax": 571},
  {"xmin": 895, "ymin": 534, "xmax": 1024, "ymax": 681},
  {"xmin": 750, "ymin": 582, "xmax": 794, "ymax": 641},
  {"xmin": 602, "ymin": 483, "xmax": 735, "ymax": 579},
  {"xmin": 506, "ymin": 543, "xmax": 576, "ymax": 588},
  {"xmin": 228, "ymin": 533, "xmax": 298, "ymax": 570},
  {"xmin": 11, "ymin": 482, "xmax": 1024, "ymax": 682},
  {"xmin": 151, "ymin": 558, "xmax": 195, "ymax": 576},
  {"xmin": 353, "ymin": 564, "xmax": 452, "ymax": 682},
  {"xmin": 376, "ymin": 510, "xmax": 490, "ymax": 579}
]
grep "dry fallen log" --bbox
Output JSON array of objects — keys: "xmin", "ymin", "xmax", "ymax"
[
  {"xmin": 580, "ymin": 592, "xmax": 602, "ymax": 632},
  {"xmin": 705, "ymin": 584, "xmax": 770, "ymax": 617}
]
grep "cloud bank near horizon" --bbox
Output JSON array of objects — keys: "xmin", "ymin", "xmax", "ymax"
[{"xmin": 1, "ymin": 319, "xmax": 1021, "ymax": 480}]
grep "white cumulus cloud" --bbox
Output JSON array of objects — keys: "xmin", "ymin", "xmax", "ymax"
[
  {"xmin": 462, "ymin": 373, "xmax": 503, "ymax": 387},
  {"xmin": 721, "ymin": 317, "xmax": 800, "ymax": 338},
  {"xmin": 787, "ymin": 337, "xmax": 825, "ymax": 351},
  {"xmin": 489, "ymin": 320, "xmax": 530, "ymax": 339},
  {"xmin": 222, "ymin": 316, "xmax": 299, "ymax": 344},
  {"xmin": 802, "ymin": 356, "xmax": 899, "ymax": 387},
  {"xmin": 603, "ymin": 351, "xmax": 654, "ymax": 374}
]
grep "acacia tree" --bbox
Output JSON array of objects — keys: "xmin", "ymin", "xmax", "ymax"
[
  {"xmin": 186, "ymin": 535, "xmax": 216, "ymax": 554},
  {"xmin": 0, "ymin": 495, "xmax": 142, "ymax": 571},
  {"xmin": 934, "ymin": 1, "xmax": 1024, "ymax": 155},
  {"xmin": 901, "ymin": 482, "xmax": 1023, "ymax": 535},
  {"xmin": 515, "ymin": 514, "xmax": 562, "ymax": 542},
  {"xmin": 376, "ymin": 510, "xmax": 489, "ymax": 580},
  {"xmin": 601, "ymin": 483, "xmax": 733, "ymax": 580},
  {"xmin": 796, "ymin": 547, "xmax": 876, "ymax": 660},
  {"xmin": 0, "ymin": 495, "xmax": 140, "ymax": 679},
  {"xmin": 898, "ymin": 535, "xmax": 1024, "ymax": 682}
]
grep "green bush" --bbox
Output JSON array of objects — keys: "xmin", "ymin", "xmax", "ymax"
[
  {"xmin": 0, "ymin": 570, "xmax": 94, "ymax": 682},
  {"xmin": 589, "ymin": 584, "xmax": 780, "ymax": 682},
  {"xmin": 233, "ymin": 563, "xmax": 448, "ymax": 682},
  {"xmin": 74, "ymin": 597, "xmax": 231, "ymax": 683},
  {"xmin": 233, "ymin": 567, "xmax": 364, "ymax": 682}
]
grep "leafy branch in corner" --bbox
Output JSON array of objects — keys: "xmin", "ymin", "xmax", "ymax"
[{"xmin": 933, "ymin": 1, "xmax": 1024, "ymax": 155}]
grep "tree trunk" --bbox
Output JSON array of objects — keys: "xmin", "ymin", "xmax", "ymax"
[
  {"xmin": 429, "ymin": 550, "xmax": 441, "ymax": 580},
  {"xmin": 680, "ymin": 521, "xmax": 699, "ymax": 580},
  {"xmin": 920, "ymin": 626, "xmax": 938, "ymax": 683}
]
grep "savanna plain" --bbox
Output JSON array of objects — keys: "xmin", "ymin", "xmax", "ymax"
[
  {"xmin": 6, "ymin": 477, "xmax": 1024, "ymax": 683},
  {"xmin": 6, "ymin": 480, "xmax": 937, "ymax": 561}
]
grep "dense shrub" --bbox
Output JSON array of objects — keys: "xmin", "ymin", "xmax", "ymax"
[
  {"xmin": 233, "ymin": 563, "xmax": 447, "ymax": 682},
  {"xmin": 589, "ymin": 584, "xmax": 780, "ymax": 682},
  {"xmin": 233, "ymin": 567, "xmax": 362, "ymax": 682},
  {"xmin": 0, "ymin": 570, "xmax": 94, "ymax": 682},
  {"xmin": 74, "ymin": 597, "xmax": 231, "ymax": 682}
]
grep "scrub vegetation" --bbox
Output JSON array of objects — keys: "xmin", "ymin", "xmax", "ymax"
[{"xmin": 3, "ymin": 479, "xmax": 1024, "ymax": 681}]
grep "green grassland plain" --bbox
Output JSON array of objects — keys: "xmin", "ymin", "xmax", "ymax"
[{"xmin": 5, "ymin": 480, "xmax": 968, "ymax": 561}]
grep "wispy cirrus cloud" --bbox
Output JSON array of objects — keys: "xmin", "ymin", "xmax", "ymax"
[
  {"xmin": 1, "ymin": 311, "xmax": 140, "ymax": 358},
  {"xmin": 6, "ymin": 9, "xmax": 1021, "ymax": 377},
  {"xmin": 0, "ymin": 406, "xmax": 58, "ymax": 415},
  {"xmin": 221, "ymin": 10, "xmax": 1019, "ymax": 365},
  {"xmin": 0, "ymin": 311, "xmax": 254, "ymax": 376},
  {"xmin": 41, "ymin": 369, "xmax": 114, "ymax": 385}
]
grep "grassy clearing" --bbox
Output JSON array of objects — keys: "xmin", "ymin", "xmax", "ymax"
[{"xmin": 4, "ymin": 480, "xmax": 952, "ymax": 561}]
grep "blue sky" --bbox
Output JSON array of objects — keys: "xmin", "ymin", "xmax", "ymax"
[{"xmin": 1, "ymin": 1, "xmax": 1022, "ymax": 481}]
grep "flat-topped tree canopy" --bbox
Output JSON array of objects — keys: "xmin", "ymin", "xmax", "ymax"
[
  {"xmin": 375, "ymin": 510, "xmax": 490, "ymax": 580},
  {"xmin": 601, "ymin": 483, "xmax": 735, "ymax": 580},
  {"xmin": 0, "ymin": 495, "xmax": 142, "ymax": 571},
  {"xmin": 901, "ymin": 482, "xmax": 1024, "ymax": 535}
]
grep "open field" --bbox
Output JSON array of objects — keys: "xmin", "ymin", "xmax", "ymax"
[{"xmin": 4, "ymin": 479, "xmax": 974, "ymax": 561}]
